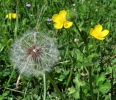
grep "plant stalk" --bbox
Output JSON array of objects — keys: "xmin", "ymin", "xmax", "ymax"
[
  {"xmin": 45, "ymin": 72, "xmax": 65, "ymax": 100},
  {"xmin": 111, "ymin": 69, "xmax": 113, "ymax": 100},
  {"xmin": 43, "ymin": 73, "xmax": 46, "ymax": 100},
  {"xmin": 88, "ymin": 66, "xmax": 94, "ymax": 100},
  {"xmin": 66, "ymin": 68, "xmax": 73, "ymax": 88}
]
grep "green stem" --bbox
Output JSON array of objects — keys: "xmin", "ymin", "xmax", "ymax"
[
  {"xmin": 97, "ymin": 92, "xmax": 99, "ymax": 100},
  {"xmin": 45, "ymin": 72, "xmax": 65, "ymax": 100},
  {"xmin": 35, "ymin": 1, "xmax": 47, "ymax": 30},
  {"xmin": 43, "ymin": 73, "xmax": 46, "ymax": 100},
  {"xmin": 74, "ymin": 21, "xmax": 81, "ymax": 34},
  {"xmin": 74, "ymin": 22, "xmax": 88, "ymax": 50},
  {"xmin": 88, "ymin": 66, "xmax": 94, "ymax": 100},
  {"xmin": 14, "ymin": 0, "xmax": 19, "ymax": 38},
  {"xmin": 111, "ymin": 69, "xmax": 113, "ymax": 100},
  {"xmin": 66, "ymin": 68, "xmax": 73, "ymax": 88}
]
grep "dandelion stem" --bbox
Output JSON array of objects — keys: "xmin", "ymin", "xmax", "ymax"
[
  {"xmin": 16, "ymin": 74, "xmax": 21, "ymax": 88},
  {"xmin": 43, "ymin": 73, "xmax": 46, "ymax": 100},
  {"xmin": 16, "ymin": 56, "xmax": 31, "ymax": 88},
  {"xmin": 45, "ymin": 72, "xmax": 65, "ymax": 100}
]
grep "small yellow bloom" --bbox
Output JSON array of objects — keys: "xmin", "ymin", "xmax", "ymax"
[
  {"xmin": 90, "ymin": 24, "xmax": 109, "ymax": 40},
  {"xmin": 6, "ymin": 13, "xmax": 16, "ymax": 19},
  {"xmin": 52, "ymin": 10, "xmax": 73, "ymax": 29}
]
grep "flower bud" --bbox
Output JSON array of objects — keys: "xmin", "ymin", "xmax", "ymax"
[{"xmin": 66, "ymin": 9, "xmax": 78, "ymax": 21}]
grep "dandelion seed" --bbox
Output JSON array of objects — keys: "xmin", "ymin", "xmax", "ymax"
[{"xmin": 10, "ymin": 31, "xmax": 59, "ymax": 76}]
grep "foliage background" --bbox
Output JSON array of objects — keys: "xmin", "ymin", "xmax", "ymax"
[{"xmin": 0, "ymin": 0, "xmax": 116, "ymax": 100}]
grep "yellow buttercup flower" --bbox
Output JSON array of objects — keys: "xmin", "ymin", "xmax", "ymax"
[
  {"xmin": 90, "ymin": 24, "xmax": 109, "ymax": 40},
  {"xmin": 6, "ymin": 13, "xmax": 16, "ymax": 19},
  {"xmin": 52, "ymin": 10, "xmax": 73, "ymax": 29}
]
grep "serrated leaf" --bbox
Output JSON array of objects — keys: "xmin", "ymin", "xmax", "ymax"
[
  {"xmin": 99, "ymin": 82, "xmax": 110, "ymax": 94},
  {"xmin": 73, "ymin": 75, "xmax": 85, "ymax": 88},
  {"xmin": 72, "ymin": 91, "xmax": 80, "ymax": 99},
  {"xmin": 68, "ymin": 86, "xmax": 76, "ymax": 94},
  {"xmin": 96, "ymin": 72, "xmax": 105, "ymax": 86}
]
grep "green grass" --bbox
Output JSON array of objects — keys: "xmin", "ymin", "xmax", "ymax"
[{"xmin": 0, "ymin": 0, "xmax": 116, "ymax": 100}]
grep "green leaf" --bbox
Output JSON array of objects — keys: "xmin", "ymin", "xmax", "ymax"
[
  {"xmin": 72, "ymin": 91, "xmax": 80, "ymax": 99},
  {"xmin": 73, "ymin": 75, "xmax": 85, "ymax": 89},
  {"xmin": 99, "ymin": 82, "xmax": 110, "ymax": 94},
  {"xmin": 96, "ymin": 72, "xmax": 105, "ymax": 86},
  {"xmin": 68, "ymin": 86, "xmax": 80, "ymax": 99},
  {"xmin": 68, "ymin": 86, "xmax": 76, "ymax": 94}
]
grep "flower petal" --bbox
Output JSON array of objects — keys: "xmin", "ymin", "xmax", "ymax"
[
  {"xmin": 64, "ymin": 21, "xmax": 73, "ymax": 28},
  {"xmin": 94, "ymin": 24, "xmax": 102, "ymax": 32},
  {"xmin": 95, "ymin": 36, "xmax": 105, "ymax": 40},
  {"xmin": 59, "ymin": 10, "xmax": 67, "ymax": 18},
  {"xmin": 90, "ymin": 24, "xmax": 109, "ymax": 40},
  {"xmin": 90, "ymin": 28, "xmax": 94, "ymax": 36},
  {"xmin": 90, "ymin": 28, "xmax": 104, "ymax": 40},
  {"xmin": 101, "ymin": 30, "xmax": 109, "ymax": 37},
  {"xmin": 54, "ymin": 22, "xmax": 63, "ymax": 29},
  {"xmin": 6, "ymin": 13, "xmax": 12, "ymax": 19},
  {"xmin": 52, "ymin": 14, "xmax": 60, "ymax": 22},
  {"xmin": 12, "ymin": 13, "xmax": 16, "ymax": 19}
]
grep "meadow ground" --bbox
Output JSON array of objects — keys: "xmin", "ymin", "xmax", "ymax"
[{"xmin": 0, "ymin": 0, "xmax": 116, "ymax": 100}]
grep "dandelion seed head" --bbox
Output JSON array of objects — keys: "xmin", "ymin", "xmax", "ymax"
[
  {"xmin": 26, "ymin": 45, "xmax": 42, "ymax": 59},
  {"xmin": 10, "ymin": 31, "xmax": 59, "ymax": 76}
]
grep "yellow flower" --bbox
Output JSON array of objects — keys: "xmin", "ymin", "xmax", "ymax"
[
  {"xmin": 52, "ymin": 10, "xmax": 73, "ymax": 29},
  {"xmin": 90, "ymin": 24, "xmax": 109, "ymax": 40},
  {"xmin": 6, "ymin": 13, "xmax": 16, "ymax": 19}
]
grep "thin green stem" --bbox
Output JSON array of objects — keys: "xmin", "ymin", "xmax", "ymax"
[
  {"xmin": 74, "ymin": 21, "xmax": 81, "ymax": 34},
  {"xmin": 111, "ymin": 69, "xmax": 113, "ymax": 100},
  {"xmin": 97, "ymin": 92, "xmax": 99, "ymax": 100},
  {"xmin": 43, "ymin": 73, "xmax": 46, "ymax": 100},
  {"xmin": 20, "ymin": 0, "xmax": 32, "ymax": 21},
  {"xmin": 45, "ymin": 72, "xmax": 65, "ymax": 100},
  {"xmin": 35, "ymin": 1, "xmax": 47, "ymax": 30},
  {"xmin": 14, "ymin": 0, "xmax": 19, "ymax": 38},
  {"xmin": 66, "ymin": 68, "xmax": 73, "ymax": 89},
  {"xmin": 74, "ymin": 21, "xmax": 88, "ymax": 50},
  {"xmin": 88, "ymin": 66, "xmax": 94, "ymax": 100}
]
